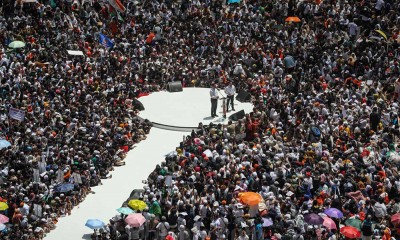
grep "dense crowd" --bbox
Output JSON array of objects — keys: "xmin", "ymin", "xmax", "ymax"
[
  {"xmin": 0, "ymin": 0, "xmax": 400, "ymax": 239},
  {"xmin": 0, "ymin": 0, "xmax": 157, "ymax": 239}
]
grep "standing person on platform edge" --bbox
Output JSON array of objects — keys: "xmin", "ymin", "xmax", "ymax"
[
  {"xmin": 225, "ymin": 81, "xmax": 236, "ymax": 111},
  {"xmin": 210, "ymin": 82, "xmax": 219, "ymax": 117}
]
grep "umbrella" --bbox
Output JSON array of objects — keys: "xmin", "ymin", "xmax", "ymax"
[
  {"xmin": 285, "ymin": 16, "xmax": 301, "ymax": 23},
  {"xmin": 322, "ymin": 216, "xmax": 337, "ymax": 230},
  {"xmin": 117, "ymin": 207, "xmax": 134, "ymax": 215},
  {"xmin": 391, "ymin": 213, "xmax": 400, "ymax": 226},
  {"xmin": 345, "ymin": 218, "xmax": 362, "ymax": 230},
  {"xmin": 262, "ymin": 218, "xmax": 273, "ymax": 227},
  {"xmin": 0, "ymin": 140, "xmax": 11, "ymax": 150},
  {"xmin": 125, "ymin": 213, "xmax": 146, "ymax": 227},
  {"xmin": 304, "ymin": 213, "xmax": 324, "ymax": 225},
  {"xmin": 54, "ymin": 183, "xmax": 75, "ymax": 193},
  {"xmin": 238, "ymin": 192, "xmax": 263, "ymax": 205},
  {"xmin": 128, "ymin": 199, "xmax": 147, "ymax": 211},
  {"xmin": 324, "ymin": 208, "xmax": 344, "ymax": 219},
  {"xmin": 0, "ymin": 202, "xmax": 8, "ymax": 211},
  {"xmin": 0, "ymin": 214, "xmax": 9, "ymax": 224},
  {"xmin": 0, "ymin": 223, "xmax": 5, "ymax": 231},
  {"xmin": 228, "ymin": 0, "xmax": 240, "ymax": 3},
  {"xmin": 8, "ymin": 41, "xmax": 26, "ymax": 49},
  {"xmin": 340, "ymin": 226, "xmax": 361, "ymax": 239},
  {"xmin": 85, "ymin": 219, "xmax": 105, "ymax": 229}
]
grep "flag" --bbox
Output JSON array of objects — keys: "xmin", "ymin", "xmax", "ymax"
[
  {"xmin": 99, "ymin": 33, "xmax": 114, "ymax": 48},
  {"xmin": 108, "ymin": 0, "xmax": 125, "ymax": 12},
  {"xmin": 9, "ymin": 107, "xmax": 25, "ymax": 121},
  {"xmin": 117, "ymin": 11, "xmax": 124, "ymax": 22},
  {"xmin": 375, "ymin": 30, "xmax": 387, "ymax": 41}
]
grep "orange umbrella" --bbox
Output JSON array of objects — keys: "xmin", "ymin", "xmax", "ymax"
[
  {"xmin": 238, "ymin": 192, "xmax": 263, "ymax": 205},
  {"xmin": 285, "ymin": 16, "xmax": 301, "ymax": 23}
]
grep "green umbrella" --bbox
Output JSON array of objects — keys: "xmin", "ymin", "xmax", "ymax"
[
  {"xmin": 8, "ymin": 41, "xmax": 26, "ymax": 49},
  {"xmin": 116, "ymin": 207, "xmax": 135, "ymax": 215},
  {"xmin": 345, "ymin": 218, "xmax": 362, "ymax": 230}
]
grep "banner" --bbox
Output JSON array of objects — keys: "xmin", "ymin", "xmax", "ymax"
[
  {"xmin": 9, "ymin": 107, "xmax": 25, "ymax": 121},
  {"xmin": 67, "ymin": 50, "xmax": 84, "ymax": 56}
]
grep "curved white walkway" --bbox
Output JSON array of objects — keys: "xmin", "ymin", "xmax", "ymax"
[
  {"xmin": 45, "ymin": 128, "xmax": 189, "ymax": 240},
  {"xmin": 45, "ymin": 88, "xmax": 250, "ymax": 239}
]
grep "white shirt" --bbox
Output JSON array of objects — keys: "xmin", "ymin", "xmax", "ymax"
[
  {"xmin": 375, "ymin": 0, "xmax": 384, "ymax": 10},
  {"xmin": 210, "ymin": 87, "xmax": 219, "ymax": 99},
  {"xmin": 156, "ymin": 221, "xmax": 170, "ymax": 236},
  {"xmin": 224, "ymin": 84, "xmax": 236, "ymax": 96},
  {"xmin": 348, "ymin": 22, "xmax": 358, "ymax": 36},
  {"xmin": 237, "ymin": 234, "xmax": 249, "ymax": 240}
]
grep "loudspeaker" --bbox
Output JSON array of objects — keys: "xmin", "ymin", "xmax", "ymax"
[
  {"xmin": 229, "ymin": 110, "xmax": 245, "ymax": 121},
  {"xmin": 167, "ymin": 81, "xmax": 183, "ymax": 92},
  {"xmin": 236, "ymin": 91, "xmax": 251, "ymax": 102},
  {"xmin": 133, "ymin": 99, "xmax": 145, "ymax": 111}
]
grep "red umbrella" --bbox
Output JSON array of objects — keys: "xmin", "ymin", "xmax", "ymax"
[
  {"xmin": 391, "ymin": 213, "xmax": 400, "ymax": 226},
  {"xmin": 340, "ymin": 226, "xmax": 361, "ymax": 239}
]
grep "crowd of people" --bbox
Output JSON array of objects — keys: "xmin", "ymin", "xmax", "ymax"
[
  {"xmin": 0, "ymin": 0, "xmax": 400, "ymax": 239},
  {"xmin": 0, "ymin": 0, "xmax": 157, "ymax": 238}
]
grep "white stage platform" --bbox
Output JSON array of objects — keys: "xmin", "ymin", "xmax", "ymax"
[{"xmin": 138, "ymin": 87, "xmax": 253, "ymax": 129}]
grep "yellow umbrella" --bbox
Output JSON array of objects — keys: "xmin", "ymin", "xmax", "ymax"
[
  {"xmin": 128, "ymin": 199, "xmax": 147, "ymax": 211},
  {"xmin": 0, "ymin": 202, "xmax": 8, "ymax": 211}
]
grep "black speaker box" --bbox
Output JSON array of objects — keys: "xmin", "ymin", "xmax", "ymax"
[
  {"xmin": 167, "ymin": 82, "xmax": 183, "ymax": 92},
  {"xmin": 236, "ymin": 91, "xmax": 251, "ymax": 102},
  {"xmin": 133, "ymin": 99, "xmax": 145, "ymax": 111},
  {"xmin": 229, "ymin": 110, "xmax": 245, "ymax": 121}
]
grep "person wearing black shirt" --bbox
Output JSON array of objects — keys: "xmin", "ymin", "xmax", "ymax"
[{"xmin": 370, "ymin": 107, "xmax": 381, "ymax": 132}]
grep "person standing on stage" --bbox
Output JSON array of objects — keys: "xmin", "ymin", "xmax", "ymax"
[
  {"xmin": 224, "ymin": 81, "xmax": 236, "ymax": 111},
  {"xmin": 210, "ymin": 82, "xmax": 219, "ymax": 117}
]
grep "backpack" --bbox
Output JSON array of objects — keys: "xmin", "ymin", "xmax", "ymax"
[{"xmin": 361, "ymin": 221, "xmax": 372, "ymax": 236}]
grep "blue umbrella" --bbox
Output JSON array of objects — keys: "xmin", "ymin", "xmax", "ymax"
[
  {"xmin": 228, "ymin": 0, "xmax": 240, "ymax": 3},
  {"xmin": 54, "ymin": 183, "xmax": 75, "ymax": 193},
  {"xmin": 0, "ymin": 140, "xmax": 11, "ymax": 150},
  {"xmin": 117, "ymin": 207, "xmax": 134, "ymax": 215},
  {"xmin": 85, "ymin": 219, "xmax": 105, "ymax": 229}
]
